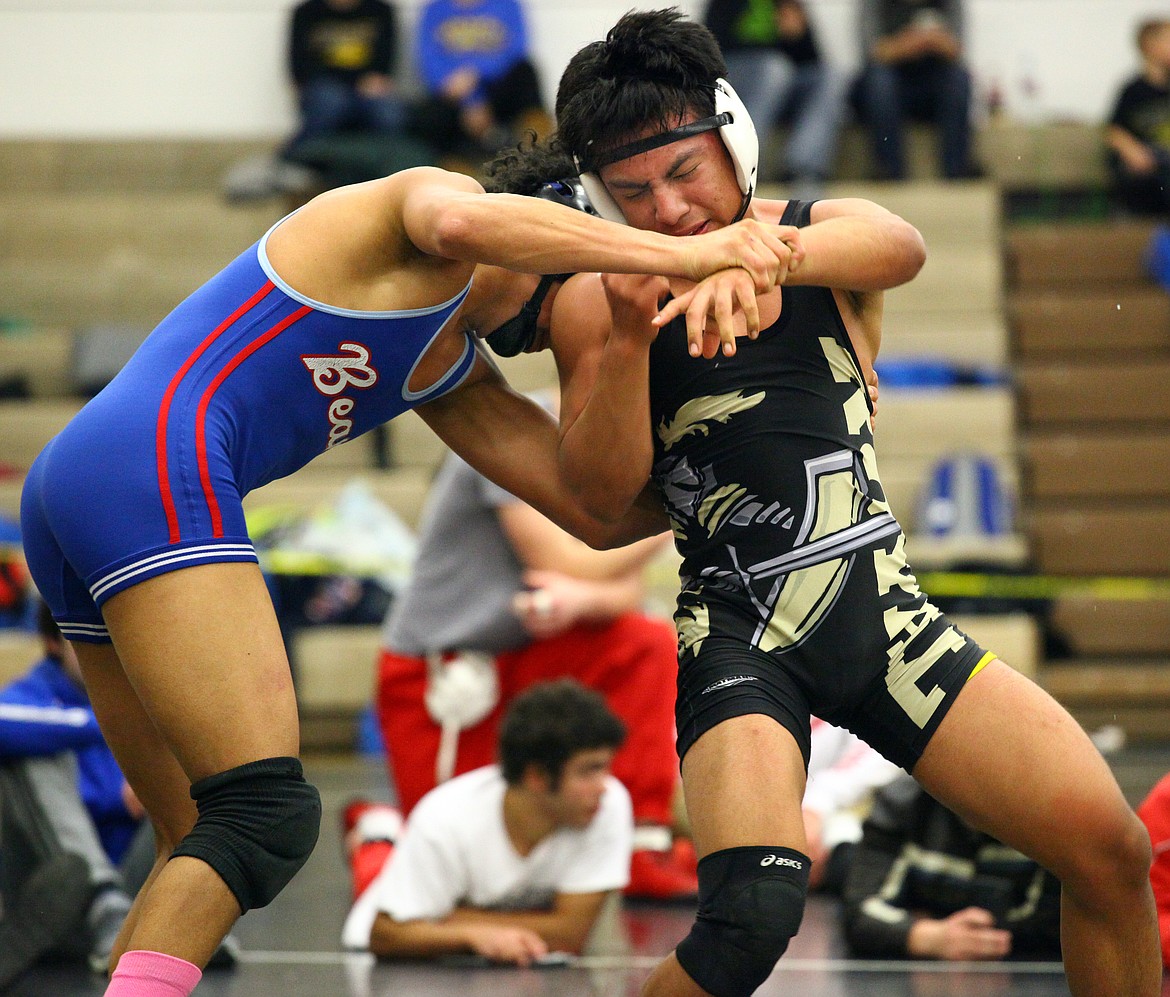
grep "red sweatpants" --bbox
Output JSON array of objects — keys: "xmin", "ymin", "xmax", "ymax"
[{"xmin": 376, "ymin": 612, "xmax": 679, "ymax": 826}]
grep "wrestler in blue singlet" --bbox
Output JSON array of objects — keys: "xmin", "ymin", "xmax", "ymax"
[{"xmin": 21, "ymin": 216, "xmax": 476, "ymax": 644}]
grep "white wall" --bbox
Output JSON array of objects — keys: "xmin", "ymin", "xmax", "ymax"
[{"xmin": 0, "ymin": 0, "xmax": 1153, "ymax": 137}]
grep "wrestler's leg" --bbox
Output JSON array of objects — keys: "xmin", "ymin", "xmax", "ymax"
[
  {"xmin": 642, "ymin": 713, "xmax": 808, "ymax": 997},
  {"xmin": 76, "ymin": 561, "xmax": 301, "ymax": 970},
  {"xmin": 914, "ymin": 660, "xmax": 1159, "ymax": 997}
]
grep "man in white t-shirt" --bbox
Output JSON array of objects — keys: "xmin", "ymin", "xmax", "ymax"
[{"xmin": 341, "ymin": 679, "xmax": 632, "ymax": 964}]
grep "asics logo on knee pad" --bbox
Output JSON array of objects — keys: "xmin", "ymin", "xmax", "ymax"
[{"xmin": 760, "ymin": 854, "xmax": 804, "ymax": 869}]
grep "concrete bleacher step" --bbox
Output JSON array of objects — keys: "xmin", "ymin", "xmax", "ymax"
[
  {"xmin": 1049, "ymin": 597, "xmax": 1170, "ymax": 658},
  {"xmin": 0, "ymin": 139, "xmax": 279, "ymax": 195},
  {"xmin": 1018, "ymin": 359, "xmax": 1170, "ymax": 426},
  {"xmin": 1010, "ymin": 287, "xmax": 1170, "ymax": 358},
  {"xmin": 876, "ymin": 386, "xmax": 1016, "ymax": 460},
  {"xmin": 0, "ymin": 398, "xmax": 84, "ymax": 471},
  {"xmin": 824, "ymin": 180, "xmax": 1001, "ymax": 248},
  {"xmin": 0, "ymin": 193, "xmax": 281, "ymax": 328},
  {"xmin": 0, "ymin": 192, "xmax": 278, "ymax": 264},
  {"xmin": 0, "ymin": 327, "xmax": 75, "ymax": 397},
  {"xmin": 881, "ymin": 310, "xmax": 1009, "ymax": 365},
  {"xmin": 1029, "ymin": 505, "xmax": 1170, "ymax": 576},
  {"xmin": 1040, "ymin": 659, "xmax": 1170, "ymax": 743},
  {"xmin": 1005, "ymin": 220, "xmax": 1157, "ymax": 288},
  {"xmin": 292, "ymin": 623, "xmax": 382, "ymax": 713},
  {"xmin": 1023, "ymin": 430, "xmax": 1170, "ymax": 500}
]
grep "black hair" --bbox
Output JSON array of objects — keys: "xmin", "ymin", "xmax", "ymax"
[
  {"xmin": 483, "ymin": 134, "xmax": 579, "ymax": 196},
  {"xmin": 498, "ymin": 678, "xmax": 626, "ymax": 788},
  {"xmin": 556, "ymin": 8, "xmax": 726, "ymax": 169}
]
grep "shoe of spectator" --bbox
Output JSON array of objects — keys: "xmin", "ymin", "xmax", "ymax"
[
  {"xmin": 86, "ymin": 886, "xmax": 134, "ymax": 974},
  {"xmin": 342, "ymin": 798, "xmax": 403, "ymax": 852},
  {"xmin": 0, "ymin": 852, "xmax": 91, "ymax": 990},
  {"xmin": 624, "ymin": 829, "xmax": 699, "ymax": 903},
  {"xmin": 342, "ymin": 798, "xmax": 404, "ymax": 898}
]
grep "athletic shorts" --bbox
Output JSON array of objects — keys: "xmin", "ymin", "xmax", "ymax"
[{"xmin": 673, "ymin": 534, "xmax": 993, "ymax": 772}]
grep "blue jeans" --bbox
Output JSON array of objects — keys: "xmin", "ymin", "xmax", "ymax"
[
  {"xmin": 724, "ymin": 52, "xmax": 849, "ymax": 182},
  {"xmin": 854, "ymin": 58, "xmax": 973, "ymax": 179},
  {"xmin": 286, "ymin": 76, "xmax": 409, "ymax": 158}
]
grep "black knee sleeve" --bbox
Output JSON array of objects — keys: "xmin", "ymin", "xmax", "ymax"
[
  {"xmin": 675, "ymin": 846, "xmax": 810, "ymax": 997},
  {"xmin": 171, "ymin": 756, "xmax": 321, "ymax": 912}
]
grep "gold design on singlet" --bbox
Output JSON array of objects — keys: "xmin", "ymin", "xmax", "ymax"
[
  {"xmin": 656, "ymin": 390, "xmax": 765, "ymax": 451},
  {"xmin": 874, "ymin": 535, "xmax": 951, "ymax": 728},
  {"xmin": 757, "ymin": 462, "xmax": 858, "ymax": 651},
  {"xmin": 676, "ymin": 600, "xmax": 711, "ymax": 656}
]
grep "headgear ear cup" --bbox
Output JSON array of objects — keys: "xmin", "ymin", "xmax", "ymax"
[
  {"xmin": 714, "ymin": 78, "xmax": 759, "ymax": 199},
  {"xmin": 577, "ymin": 169, "xmax": 628, "ymax": 224}
]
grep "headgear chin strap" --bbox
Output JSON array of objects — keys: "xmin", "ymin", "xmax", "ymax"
[
  {"xmin": 483, "ymin": 178, "xmax": 599, "ymax": 358},
  {"xmin": 575, "ymin": 78, "xmax": 759, "ymax": 225}
]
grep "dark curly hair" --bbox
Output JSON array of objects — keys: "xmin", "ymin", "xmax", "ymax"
[
  {"xmin": 499, "ymin": 679, "xmax": 626, "ymax": 788},
  {"xmin": 556, "ymin": 8, "xmax": 726, "ymax": 169},
  {"xmin": 483, "ymin": 134, "xmax": 579, "ymax": 196}
]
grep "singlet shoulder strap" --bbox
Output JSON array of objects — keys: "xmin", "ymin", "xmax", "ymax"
[{"xmin": 779, "ymin": 198, "xmax": 815, "ymax": 228}]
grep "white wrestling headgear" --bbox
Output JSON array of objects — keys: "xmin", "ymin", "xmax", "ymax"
[{"xmin": 574, "ymin": 78, "xmax": 759, "ymax": 224}]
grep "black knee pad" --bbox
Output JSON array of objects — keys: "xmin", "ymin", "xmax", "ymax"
[
  {"xmin": 171, "ymin": 756, "xmax": 321, "ymax": 912},
  {"xmin": 675, "ymin": 846, "xmax": 810, "ymax": 997}
]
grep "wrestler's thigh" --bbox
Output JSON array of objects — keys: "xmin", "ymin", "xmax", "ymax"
[
  {"xmin": 73, "ymin": 641, "xmax": 198, "ymax": 845},
  {"xmin": 100, "ymin": 561, "xmax": 300, "ymax": 782},
  {"xmin": 913, "ymin": 659, "xmax": 1133, "ymax": 876},
  {"xmin": 681, "ymin": 713, "xmax": 808, "ymax": 858}
]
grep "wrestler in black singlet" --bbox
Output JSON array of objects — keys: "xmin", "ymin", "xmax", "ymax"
[{"xmin": 649, "ymin": 200, "xmax": 993, "ymax": 771}]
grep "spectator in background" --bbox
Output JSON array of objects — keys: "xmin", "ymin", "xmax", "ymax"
[
  {"xmin": 0, "ymin": 603, "xmax": 146, "ymax": 986},
  {"xmin": 1137, "ymin": 772, "xmax": 1170, "ymax": 968},
  {"xmin": 341, "ymin": 680, "xmax": 632, "ymax": 964},
  {"xmin": 412, "ymin": 0, "xmax": 552, "ymax": 164},
  {"xmin": 842, "ymin": 774, "xmax": 1062, "ymax": 961},
  {"xmin": 350, "ymin": 431, "xmax": 699, "ymax": 903},
  {"xmin": 853, "ymin": 0, "xmax": 976, "ymax": 180},
  {"xmin": 1105, "ymin": 18, "xmax": 1170, "ymax": 216},
  {"xmin": 283, "ymin": 0, "xmax": 409, "ymax": 163},
  {"xmin": 803, "ymin": 718, "xmax": 900, "ymax": 895},
  {"xmin": 703, "ymin": 0, "xmax": 848, "ymax": 193}
]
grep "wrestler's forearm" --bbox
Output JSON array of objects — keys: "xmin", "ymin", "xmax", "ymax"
[
  {"xmin": 790, "ymin": 211, "xmax": 925, "ymax": 291},
  {"xmin": 558, "ymin": 335, "xmax": 657, "ymax": 522}
]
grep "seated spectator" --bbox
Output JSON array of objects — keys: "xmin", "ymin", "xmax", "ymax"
[
  {"xmin": 411, "ymin": 0, "xmax": 552, "ymax": 164},
  {"xmin": 1137, "ymin": 772, "xmax": 1170, "ymax": 967},
  {"xmin": 853, "ymin": 0, "xmax": 976, "ymax": 180},
  {"xmin": 842, "ymin": 774, "xmax": 1062, "ymax": 960},
  {"xmin": 0, "ymin": 603, "xmax": 239, "ymax": 989},
  {"xmin": 0, "ymin": 603, "xmax": 147, "ymax": 986},
  {"xmin": 353, "ymin": 435, "xmax": 698, "ymax": 902},
  {"xmin": 283, "ymin": 0, "xmax": 410, "ymax": 167},
  {"xmin": 1105, "ymin": 18, "xmax": 1170, "ymax": 216},
  {"xmin": 702, "ymin": 0, "xmax": 848, "ymax": 192},
  {"xmin": 803, "ymin": 718, "xmax": 900, "ymax": 894},
  {"xmin": 341, "ymin": 679, "xmax": 632, "ymax": 963}
]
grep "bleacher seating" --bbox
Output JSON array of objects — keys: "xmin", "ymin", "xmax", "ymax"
[
  {"xmin": 1006, "ymin": 217, "xmax": 1170, "ymax": 739},
  {"xmin": 0, "ymin": 121, "xmax": 1147, "ymax": 746}
]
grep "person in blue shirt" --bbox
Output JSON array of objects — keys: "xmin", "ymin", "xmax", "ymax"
[
  {"xmin": 0, "ymin": 602, "xmax": 144, "ymax": 986},
  {"xmin": 411, "ymin": 0, "xmax": 551, "ymax": 160}
]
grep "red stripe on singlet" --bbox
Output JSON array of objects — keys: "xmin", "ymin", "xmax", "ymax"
[
  {"xmin": 194, "ymin": 305, "xmax": 312, "ymax": 537},
  {"xmin": 156, "ymin": 281, "xmax": 276, "ymax": 544}
]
